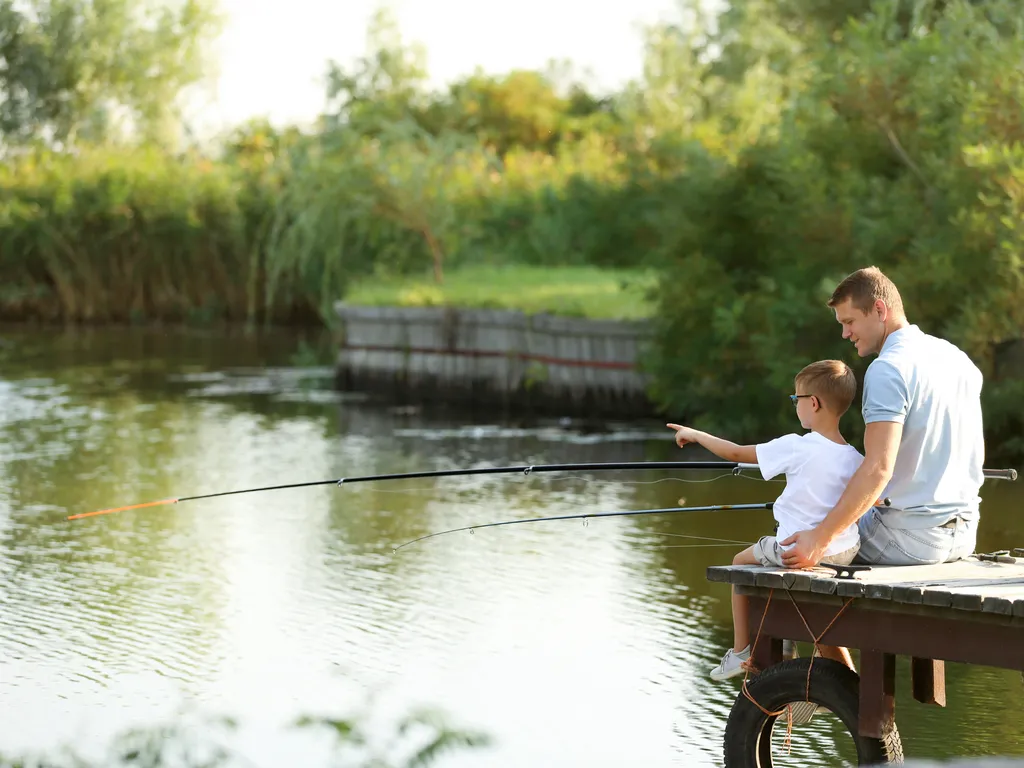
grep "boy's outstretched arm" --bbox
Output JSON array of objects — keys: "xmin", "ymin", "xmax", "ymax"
[{"xmin": 666, "ymin": 423, "xmax": 758, "ymax": 464}]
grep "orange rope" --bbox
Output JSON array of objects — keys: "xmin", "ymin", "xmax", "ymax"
[
  {"xmin": 66, "ymin": 498, "xmax": 178, "ymax": 521},
  {"xmin": 739, "ymin": 586, "xmax": 857, "ymax": 754},
  {"xmin": 741, "ymin": 588, "xmax": 793, "ymax": 750},
  {"xmin": 784, "ymin": 591, "xmax": 855, "ymax": 702}
]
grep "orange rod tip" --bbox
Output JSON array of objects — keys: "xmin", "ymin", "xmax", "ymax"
[{"xmin": 66, "ymin": 497, "xmax": 179, "ymax": 522}]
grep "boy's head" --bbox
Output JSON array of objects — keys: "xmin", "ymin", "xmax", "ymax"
[{"xmin": 794, "ymin": 360, "xmax": 857, "ymax": 419}]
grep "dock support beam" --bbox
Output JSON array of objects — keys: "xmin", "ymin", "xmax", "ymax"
[
  {"xmin": 911, "ymin": 657, "xmax": 946, "ymax": 706},
  {"xmin": 859, "ymin": 651, "xmax": 896, "ymax": 738}
]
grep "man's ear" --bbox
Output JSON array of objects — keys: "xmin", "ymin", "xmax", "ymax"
[
  {"xmin": 812, "ymin": 395, "xmax": 822, "ymax": 412},
  {"xmin": 874, "ymin": 298, "xmax": 887, "ymax": 321}
]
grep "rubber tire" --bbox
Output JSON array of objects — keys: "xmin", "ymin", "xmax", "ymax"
[{"xmin": 723, "ymin": 657, "xmax": 904, "ymax": 767}]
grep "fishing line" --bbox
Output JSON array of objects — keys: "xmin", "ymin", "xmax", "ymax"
[
  {"xmin": 649, "ymin": 543, "xmax": 754, "ymax": 550},
  {"xmin": 338, "ymin": 473, "xmax": 749, "ymax": 501},
  {"xmin": 392, "ymin": 502, "xmax": 776, "ymax": 552},
  {"xmin": 344, "ymin": 468, "xmax": 753, "ymax": 499},
  {"xmin": 652, "ymin": 532, "xmax": 755, "ymax": 546},
  {"xmin": 550, "ymin": 472, "xmax": 745, "ymax": 490},
  {"xmin": 735, "ymin": 473, "xmax": 786, "ymax": 484}
]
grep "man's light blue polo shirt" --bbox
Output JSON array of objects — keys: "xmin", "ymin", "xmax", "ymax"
[{"xmin": 862, "ymin": 324, "xmax": 985, "ymax": 529}]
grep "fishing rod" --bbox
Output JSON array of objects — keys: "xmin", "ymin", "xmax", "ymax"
[
  {"xmin": 392, "ymin": 502, "xmax": 776, "ymax": 552},
  {"xmin": 65, "ymin": 461, "xmax": 746, "ymax": 521},
  {"xmin": 65, "ymin": 460, "xmax": 1018, "ymax": 522}
]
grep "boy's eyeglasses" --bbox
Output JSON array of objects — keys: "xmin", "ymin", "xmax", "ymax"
[{"xmin": 790, "ymin": 394, "xmax": 814, "ymax": 405}]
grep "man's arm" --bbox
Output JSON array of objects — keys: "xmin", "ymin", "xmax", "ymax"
[
  {"xmin": 780, "ymin": 421, "xmax": 903, "ymax": 568},
  {"xmin": 666, "ymin": 424, "xmax": 758, "ymax": 463}
]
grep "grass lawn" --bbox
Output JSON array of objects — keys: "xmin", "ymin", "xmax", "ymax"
[{"xmin": 343, "ymin": 265, "xmax": 658, "ymax": 320}]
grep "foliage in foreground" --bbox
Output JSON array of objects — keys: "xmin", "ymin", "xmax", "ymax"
[{"xmin": 0, "ymin": 705, "xmax": 490, "ymax": 768}]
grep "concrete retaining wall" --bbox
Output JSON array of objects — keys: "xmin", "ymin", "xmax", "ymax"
[{"xmin": 333, "ymin": 303, "xmax": 655, "ymax": 416}]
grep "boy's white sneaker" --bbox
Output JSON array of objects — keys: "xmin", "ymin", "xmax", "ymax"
[
  {"xmin": 710, "ymin": 646, "xmax": 750, "ymax": 681},
  {"xmin": 788, "ymin": 700, "xmax": 821, "ymax": 725}
]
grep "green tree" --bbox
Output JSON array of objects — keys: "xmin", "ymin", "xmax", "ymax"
[
  {"xmin": 0, "ymin": 0, "xmax": 221, "ymax": 149},
  {"xmin": 425, "ymin": 70, "xmax": 569, "ymax": 155},
  {"xmin": 321, "ymin": 6, "xmax": 428, "ymax": 137}
]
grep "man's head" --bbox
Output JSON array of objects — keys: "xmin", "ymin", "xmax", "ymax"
[
  {"xmin": 793, "ymin": 360, "xmax": 857, "ymax": 429},
  {"xmin": 827, "ymin": 266, "xmax": 907, "ymax": 357}
]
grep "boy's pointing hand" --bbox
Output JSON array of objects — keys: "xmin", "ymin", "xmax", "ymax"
[{"xmin": 666, "ymin": 423, "xmax": 700, "ymax": 448}]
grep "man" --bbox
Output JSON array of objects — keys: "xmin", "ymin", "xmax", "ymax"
[{"xmin": 781, "ymin": 266, "xmax": 984, "ymax": 568}]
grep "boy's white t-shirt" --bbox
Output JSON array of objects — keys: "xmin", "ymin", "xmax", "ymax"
[{"xmin": 755, "ymin": 432, "xmax": 863, "ymax": 556}]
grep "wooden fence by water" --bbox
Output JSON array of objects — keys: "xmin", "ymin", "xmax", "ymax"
[{"xmin": 333, "ymin": 303, "xmax": 655, "ymax": 416}]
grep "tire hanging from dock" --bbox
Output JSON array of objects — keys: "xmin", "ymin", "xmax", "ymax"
[{"xmin": 723, "ymin": 658, "xmax": 904, "ymax": 767}]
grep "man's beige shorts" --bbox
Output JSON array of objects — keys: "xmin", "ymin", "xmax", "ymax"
[{"xmin": 753, "ymin": 535, "xmax": 860, "ymax": 568}]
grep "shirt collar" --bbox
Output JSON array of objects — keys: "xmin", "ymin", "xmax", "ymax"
[{"xmin": 880, "ymin": 324, "xmax": 919, "ymax": 355}]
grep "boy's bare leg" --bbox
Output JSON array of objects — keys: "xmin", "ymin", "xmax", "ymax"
[
  {"xmin": 732, "ymin": 546, "xmax": 758, "ymax": 652},
  {"xmin": 817, "ymin": 644, "xmax": 855, "ymax": 670}
]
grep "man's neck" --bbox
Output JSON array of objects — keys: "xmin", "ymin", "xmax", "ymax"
[
  {"xmin": 888, "ymin": 316, "xmax": 910, "ymax": 333},
  {"xmin": 879, "ymin": 316, "xmax": 910, "ymax": 351}
]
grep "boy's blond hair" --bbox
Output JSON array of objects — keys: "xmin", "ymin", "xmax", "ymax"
[
  {"xmin": 795, "ymin": 360, "xmax": 857, "ymax": 416},
  {"xmin": 827, "ymin": 266, "xmax": 905, "ymax": 317}
]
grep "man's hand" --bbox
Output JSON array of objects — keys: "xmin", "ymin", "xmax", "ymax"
[
  {"xmin": 780, "ymin": 529, "xmax": 829, "ymax": 569},
  {"xmin": 666, "ymin": 423, "xmax": 701, "ymax": 448}
]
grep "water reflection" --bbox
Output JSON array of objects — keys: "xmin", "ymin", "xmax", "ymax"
[{"xmin": 0, "ymin": 326, "xmax": 1020, "ymax": 766}]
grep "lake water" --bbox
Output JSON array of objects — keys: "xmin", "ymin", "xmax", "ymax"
[{"xmin": 0, "ymin": 326, "xmax": 1021, "ymax": 767}]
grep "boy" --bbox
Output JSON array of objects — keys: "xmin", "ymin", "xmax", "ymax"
[{"xmin": 666, "ymin": 359, "xmax": 863, "ymax": 681}]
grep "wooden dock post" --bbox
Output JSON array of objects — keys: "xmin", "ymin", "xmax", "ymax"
[{"xmin": 911, "ymin": 657, "xmax": 946, "ymax": 706}]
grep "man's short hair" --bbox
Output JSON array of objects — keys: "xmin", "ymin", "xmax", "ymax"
[
  {"xmin": 796, "ymin": 360, "xmax": 858, "ymax": 416},
  {"xmin": 827, "ymin": 266, "xmax": 905, "ymax": 316}
]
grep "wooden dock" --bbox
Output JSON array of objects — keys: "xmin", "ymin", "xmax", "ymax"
[{"xmin": 708, "ymin": 556, "xmax": 1024, "ymax": 766}]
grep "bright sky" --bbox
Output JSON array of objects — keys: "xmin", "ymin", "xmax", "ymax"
[{"xmin": 185, "ymin": 0, "xmax": 683, "ymax": 140}]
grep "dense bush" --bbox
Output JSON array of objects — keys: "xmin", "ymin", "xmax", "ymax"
[{"xmin": 646, "ymin": 0, "xmax": 1024, "ymax": 462}]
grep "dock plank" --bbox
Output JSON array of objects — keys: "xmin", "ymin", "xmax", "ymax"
[
  {"xmin": 753, "ymin": 571, "xmax": 783, "ymax": 589},
  {"xmin": 835, "ymin": 580, "xmax": 867, "ymax": 598},
  {"xmin": 932, "ymin": 580, "xmax": 1024, "ymax": 616},
  {"xmin": 810, "ymin": 578, "xmax": 839, "ymax": 595},
  {"xmin": 708, "ymin": 558, "xmax": 1024, "ymax": 616},
  {"xmin": 891, "ymin": 585, "xmax": 925, "ymax": 604},
  {"xmin": 866, "ymin": 583, "xmax": 894, "ymax": 600},
  {"xmin": 782, "ymin": 572, "xmax": 814, "ymax": 591},
  {"xmin": 922, "ymin": 589, "xmax": 954, "ymax": 608},
  {"xmin": 982, "ymin": 597, "xmax": 1013, "ymax": 616}
]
